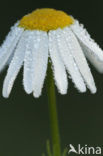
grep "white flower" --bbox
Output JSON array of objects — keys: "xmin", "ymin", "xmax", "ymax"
[{"xmin": 0, "ymin": 8, "xmax": 103, "ymax": 98}]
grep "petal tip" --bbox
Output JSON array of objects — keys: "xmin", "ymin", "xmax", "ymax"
[
  {"xmin": 59, "ymin": 89, "xmax": 68, "ymax": 95},
  {"xmin": 2, "ymin": 91, "xmax": 9, "ymax": 98},
  {"xmin": 24, "ymin": 87, "xmax": 32, "ymax": 95},
  {"xmin": 91, "ymin": 87, "xmax": 97, "ymax": 94},
  {"xmin": 33, "ymin": 92, "xmax": 41, "ymax": 98}
]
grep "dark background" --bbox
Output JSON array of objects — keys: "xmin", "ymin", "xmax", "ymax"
[{"xmin": 0, "ymin": 0, "xmax": 103, "ymax": 155}]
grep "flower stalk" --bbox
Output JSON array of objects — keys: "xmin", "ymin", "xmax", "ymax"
[{"xmin": 46, "ymin": 61, "xmax": 61, "ymax": 156}]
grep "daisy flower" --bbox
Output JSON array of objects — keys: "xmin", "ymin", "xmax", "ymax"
[{"xmin": 0, "ymin": 8, "xmax": 103, "ymax": 98}]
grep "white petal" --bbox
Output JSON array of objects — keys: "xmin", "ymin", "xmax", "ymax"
[
  {"xmin": 56, "ymin": 29, "xmax": 86, "ymax": 93},
  {"xmin": 71, "ymin": 20, "xmax": 103, "ymax": 73},
  {"xmin": 2, "ymin": 31, "xmax": 27, "ymax": 98},
  {"xmin": 49, "ymin": 30, "xmax": 68, "ymax": 94},
  {"xmin": 23, "ymin": 30, "xmax": 48, "ymax": 96},
  {"xmin": 31, "ymin": 31, "xmax": 48, "ymax": 98},
  {"xmin": 63, "ymin": 27, "xmax": 96, "ymax": 93},
  {"xmin": 23, "ymin": 31, "xmax": 37, "ymax": 94},
  {"xmin": 0, "ymin": 22, "xmax": 24, "ymax": 71}
]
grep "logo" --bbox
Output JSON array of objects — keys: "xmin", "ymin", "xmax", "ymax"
[{"xmin": 68, "ymin": 144, "xmax": 102, "ymax": 155}]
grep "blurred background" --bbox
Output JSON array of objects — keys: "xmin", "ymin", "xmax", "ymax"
[{"xmin": 0, "ymin": 0, "xmax": 103, "ymax": 155}]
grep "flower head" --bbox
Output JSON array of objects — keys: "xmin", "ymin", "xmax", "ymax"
[{"xmin": 0, "ymin": 8, "xmax": 103, "ymax": 98}]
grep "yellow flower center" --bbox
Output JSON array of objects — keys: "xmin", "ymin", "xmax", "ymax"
[{"xmin": 19, "ymin": 8, "xmax": 74, "ymax": 31}]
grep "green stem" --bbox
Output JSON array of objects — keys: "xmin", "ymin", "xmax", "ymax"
[{"xmin": 46, "ymin": 62, "xmax": 61, "ymax": 156}]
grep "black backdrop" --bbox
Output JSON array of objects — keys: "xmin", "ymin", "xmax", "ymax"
[{"xmin": 0, "ymin": 0, "xmax": 103, "ymax": 155}]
